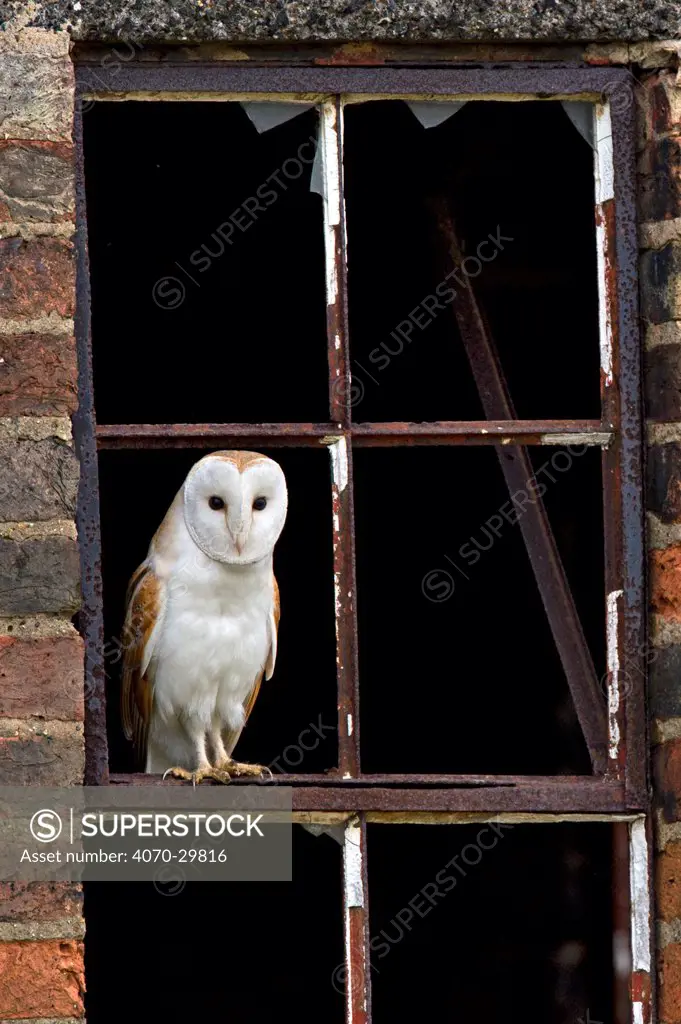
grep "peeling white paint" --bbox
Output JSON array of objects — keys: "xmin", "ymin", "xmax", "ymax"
[
  {"xmin": 344, "ymin": 927, "xmax": 353, "ymax": 1023},
  {"xmin": 335, "ymin": 334, "xmax": 341, "ymax": 350},
  {"xmin": 594, "ymin": 102, "xmax": 615, "ymax": 389},
  {"xmin": 596, "ymin": 214, "xmax": 614, "ymax": 389},
  {"xmin": 606, "ymin": 590, "xmax": 622, "ymax": 675},
  {"xmin": 347, "ymin": 713, "xmax": 354, "ymax": 737},
  {"xmin": 319, "ymin": 99, "xmax": 341, "ymax": 305},
  {"xmin": 542, "ymin": 432, "xmax": 612, "ymax": 446},
  {"xmin": 633, "ymin": 1002, "xmax": 645, "ymax": 1024},
  {"xmin": 334, "ymin": 570, "xmax": 343, "ymax": 623},
  {"xmin": 607, "ymin": 589, "xmax": 623, "ymax": 761},
  {"xmin": 329, "ymin": 436, "xmax": 349, "ymax": 493},
  {"xmin": 344, "ymin": 819, "xmax": 364, "ymax": 908},
  {"xmin": 594, "ymin": 103, "xmax": 614, "ymax": 204},
  {"xmin": 629, "ymin": 818, "xmax": 651, "ymax": 973}
]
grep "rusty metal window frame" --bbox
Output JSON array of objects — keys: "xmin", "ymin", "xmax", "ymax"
[
  {"xmin": 73, "ymin": 66, "xmax": 644, "ymax": 820},
  {"xmin": 73, "ymin": 62, "xmax": 649, "ymax": 1024}
]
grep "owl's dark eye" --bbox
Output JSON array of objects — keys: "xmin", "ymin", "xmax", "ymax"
[
  {"xmin": 253, "ymin": 496, "xmax": 267, "ymax": 511},
  {"xmin": 208, "ymin": 496, "xmax": 225, "ymax": 511}
]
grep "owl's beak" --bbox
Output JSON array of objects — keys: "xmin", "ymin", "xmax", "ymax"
[
  {"xmin": 228, "ymin": 515, "xmax": 250, "ymax": 555},
  {"xmin": 234, "ymin": 530, "xmax": 249, "ymax": 555},
  {"xmin": 229, "ymin": 501, "xmax": 251, "ymax": 556}
]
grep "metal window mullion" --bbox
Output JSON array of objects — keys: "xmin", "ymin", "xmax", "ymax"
[
  {"xmin": 95, "ymin": 421, "xmax": 613, "ymax": 449},
  {"xmin": 342, "ymin": 816, "xmax": 371, "ymax": 1024},
  {"xmin": 595, "ymin": 97, "xmax": 645, "ymax": 801},
  {"xmin": 321, "ymin": 96, "xmax": 361, "ymax": 776},
  {"xmin": 321, "ymin": 96, "xmax": 349, "ymax": 425},
  {"xmin": 628, "ymin": 818, "xmax": 653, "ymax": 1024},
  {"xmin": 610, "ymin": 99, "xmax": 646, "ymax": 807},
  {"xmin": 73, "ymin": 93, "xmax": 109, "ymax": 786},
  {"xmin": 594, "ymin": 100, "xmax": 625, "ymax": 781}
]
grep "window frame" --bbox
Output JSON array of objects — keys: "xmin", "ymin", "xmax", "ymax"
[
  {"xmin": 73, "ymin": 64, "xmax": 644, "ymax": 815},
  {"xmin": 73, "ymin": 61, "xmax": 650, "ymax": 1024}
]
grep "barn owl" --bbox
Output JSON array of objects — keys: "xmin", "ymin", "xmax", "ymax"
[{"xmin": 120, "ymin": 451, "xmax": 287, "ymax": 783}]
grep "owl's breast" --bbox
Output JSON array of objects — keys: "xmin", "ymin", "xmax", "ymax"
[{"xmin": 150, "ymin": 569, "xmax": 272, "ymax": 728}]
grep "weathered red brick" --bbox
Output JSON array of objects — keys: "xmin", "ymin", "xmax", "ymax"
[
  {"xmin": 651, "ymin": 546, "xmax": 681, "ymax": 620},
  {"xmin": 0, "ymin": 332, "xmax": 77, "ymax": 416},
  {"xmin": 647, "ymin": 443, "xmax": 681, "ymax": 523},
  {"xmin": 646, "ymin": 343, "xmax": 681, "ymax": 420},
  {"xmin": 640, "ymin": 243, "xmax": 681, "ymax": 323},
  {"xmin": 0, "ymin": 237, "xmax": 74, "ymax": 319},
  {"xmin": 650, "ymin": 72, "xmax": 681, "ymax": 137},
  {"xmin": 0, "ymin": 939, "xmax": 84, "ymax": 1018},
  {"xmin": 0, "ymin": 534, "xmax": 81, "ymax": 616},
  {"xmin": 657, "ymin": 842, "xmax": 681, "ymax": 919},
  {"xmin": 0, "ymin": 437, "xmax": 79, "ymax": 523},
  {"xmin": 0, "ymin": 635, "xmax": 84, "ymax": 721},
  {"xmin": 655, "ymin": 739, "xmax": 681, "ymax": 821},
  {"xmin": 0, "ymin": 720, "xmax": 83, "ymax": 786},
  {"xmin": 639, "ymin": 138, "xmax": 681, "ymax": 223},
  {"xmin": 650, "ymin": 644, "xmax": 681, "ymax": 717},
  {"xmin": 660, "ymin": 943, "xmax": 681, "ymax": 1024},
  {"xmin": 0, "ymin": 142, "xmax": 74, "ymax": 223},
  {"xmin": 0, "ymin": 50, "xmax": 73, "ymax": 143},
  {"xmin": 0, "ymin": 882, "xmax": 82, "ymax": 923}
]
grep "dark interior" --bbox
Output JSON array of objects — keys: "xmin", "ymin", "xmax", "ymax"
[
  {"xmin": 84, "ymin": 98, "xmax": 605, "ymax": 776},
  {"xmin": 84, "ymin": 822, "xmax": 622, "ymax": 1024},
  {"xmin": 84, "ymin": 825, "xmax": 344, "ymax": 1024},
  {"xmin": 83, "ymin": 102, "xmax": 328, "ymax": 425},
  {"xmin": 354, "ymin": 445, "xmax": 604, "ymax": 775},
  {"xmin": 99, "ymin": 448, "xmax": 338, "ymax": 774},
  {"xmin": 84, "ymin": 98, "xmax": 600, "ymax": 428},
  {"xmin": 343, "ymin": 99, "xmax": 600, "ymax": 422},
  {"xmin": 367, "ymin": 823, "xmax": 619, "ymax": 1024}
]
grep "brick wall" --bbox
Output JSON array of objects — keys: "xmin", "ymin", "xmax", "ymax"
[
  {"xmin": 641, "ymin": 62, "xmax": 681, "ymax": 1024},
  {"xmin": 0, "ymin": 13, "xmax": 680, "ymax": 1023},
  {"xmin": 0, "ymin": 19, "xmax": 84, "ymax": 1024}
]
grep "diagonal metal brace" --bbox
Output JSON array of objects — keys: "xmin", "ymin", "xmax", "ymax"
[{"xmin": 432, "ymin": 199, "xmax": 608, "ymax": 774}]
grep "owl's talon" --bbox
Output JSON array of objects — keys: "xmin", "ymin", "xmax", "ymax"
[
  {"xmin": 214, "ymin": 759, "xmax": 271, "ymax": 780},
  {"xmin": 162, "ymin": 766, "xmax": 215, "ymax": 785},
  {"xmin": 161, "ymin": 762, "xmax": 272, "ymax": 784},
  {"xmin": 163, "ymin": 766, "xmax": 194, "ymax": 782}
]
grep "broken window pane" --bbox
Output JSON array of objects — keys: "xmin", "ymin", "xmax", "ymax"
[
  {"xmin": 344, "ymin": 100, "xmax": 600, "ymax": 423},
  {"xmin": 367, "ymin": 823, "xmax": 616, "ymax": 1024},
  {"xmin": 85, "ymin": 825, "xmax": 344, "ymax": 1023},
  {"xmin": 353, "ymin": 445, "xmax": 604, "ymax": 774},
  {"xmin": 84, "ymin": 102, "xmax": 327, "ymax": 424}
]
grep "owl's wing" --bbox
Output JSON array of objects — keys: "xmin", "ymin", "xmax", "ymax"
[
  {"xmin": 121, "ymin": 562, "xmax": 166, "ymax": 769},
  {"xmin": 265, "ymin": 574, "xmax": 280, "ymax": 680},
  {"xmin": 223, "ymin": 574, "xmax": 280, "ymax": 757}
]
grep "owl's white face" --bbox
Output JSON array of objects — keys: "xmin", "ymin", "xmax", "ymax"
[{"xmin": 183, "ymin": 453, "xmax": 288, "ymax": 566}]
